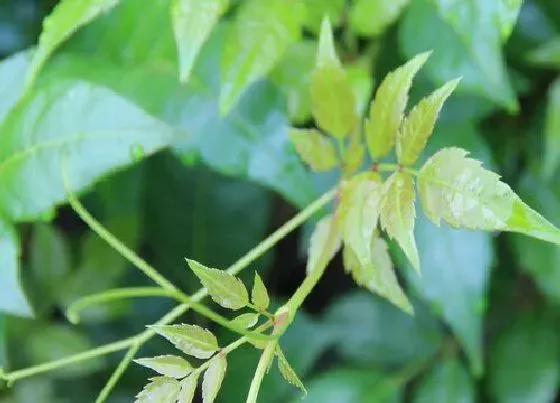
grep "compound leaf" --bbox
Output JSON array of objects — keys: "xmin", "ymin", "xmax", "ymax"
[
  {"xmin": 202, "ymin": 356, "xmax": 227, "ymax": 403},
  {"xmin": 289, "ymin": 128, "xmax": 339, "ymax": 172},
  {"xmin": 251, "ymin": 273, "xmax": 270, "ymax": 312},
  {"xmin": 135, "ymin": 376, "xmax": 180, "ymax": 403},
  {"xmin": 187, "ymin": 259, "xmax": 249, "ymax": 310},
  {"xmin": 152, "ymin": 324, "xmax": 219, "ymax": 359},
  {"xmin": 135, "ymin": 355, "xmax": 193, "ymax": 379},
  {"xmin": 306, "ymin": 214, "xmax": 342, "ymax": 275}
]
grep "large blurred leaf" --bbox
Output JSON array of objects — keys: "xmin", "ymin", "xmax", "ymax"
[
  {"xmin": 0, "ymin": 220, "xmax": 32, "ymax": 317},
  {"xmin": 543, "ymin": 77, "xmax": 560, "ymax": 178},
  {"xmin": 399, "ymin": 0, "xmax": 517, "ymax": 111},
  {"xmin": 350, "ymin": 0, "xmax": 410, "ymax": 37},
  {"xmin": 413, "ymin": 356, "xmax": 475, "ymax": 403},
  {"xmin": 0, "ymin": 51, "xmax": 29, "ymax": 122},
  {"xmin": 303, "ymin": 0, "xmax": 346, "ymax": 34},
  {"xmin": 322, "ymin": 292, "xmax": 442, "ymax": 367},
  {"xmin": 489, "ymin": 313, "xmax": 559, "ymax": 403},
  {"xmin": 527, "ymin": 37, "xmax": 560, "ymax": 67}
]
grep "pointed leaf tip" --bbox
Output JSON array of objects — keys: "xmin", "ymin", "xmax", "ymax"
[{"xmin": 318, "ymin": 16, "xmax": 338, "ymax": 67}]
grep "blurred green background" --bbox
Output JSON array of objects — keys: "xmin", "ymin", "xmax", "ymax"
[{"xmin": 1, "ymin": 0, "xmax": 560, "ymax": 402}]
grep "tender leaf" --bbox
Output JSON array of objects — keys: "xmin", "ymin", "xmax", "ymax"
[
  {"xmin": 276, "ymin": 347, "xmax": 306, "ymax": 395},
  {"xmin": 177, "ymin": 373, "xmax": 199, "ymax": 403},
  {"xmin": 202, "ymin": 356, "xmax": 227, "ymax": 403},
  {"xmin": 397, "ymin": 78, "xmax": 461, "ymax": 165},
  {"xmin": 310, "ymin": 18, "xmax": 357, "ymax": 139},
  {"xmin": 231, "ymin": 313, "xmax": 259, "ymax": 329},
  {"xmin": 543, "ymin": 77, "xmax": 560, "ymax": 178},
  {"xmin": 0, "ymin": 81, "xmax": 175, "ymax": 222},
  {"xmin": 0, "ymin": 220, "xmax": 32, "ymax": 317},
  {"xmin": 135, "ymin": 355, "xmax": 192, "ymax": 379},
  {"xmin": 489, "ymin": 314, "xmax": 559, "ymax": 403},
  {"xmin": 413, "ymin": 356, "xmax": 475, "ymax": 403},
  {"xmin": 187, "ymin": 259, "xmax": 249, "ymax": 310},
  {"xmin": 527, "ymin": 38, "xmax": 560, "ymax": 68},
  {"xmin": 418, "ymin": 147, "xmax": 560, "ymax": 245},
  {"xmin": 399, "ymin": 0, "xmax": 517, "ymax": 111},
  {"xmin": 25, "ymin": 0, "xmax": 121, "ymax": 91},
  {"xmin": 152, "ymin": 324, "xmax": 219, "ymax": 359},
  {"xmin": 135, "ymin": 376, "xmax": 180, "ymax": 403},
  {"xmin": 171, "ymin": 0, "xmax": 228, "ymax": 83},
  {"xmin": 496, "ymin": 0, "xmax": 523, "ymax": 40},
  {"xmin": 220, "ymin": 0, "xmax": 304, "ymax": 114},
  {"xmin": 380, "ymin": 172, "xmax": 420, "ymax": 271},
  {"xmin": 251, "ymin": 273, "xmax": 270, "ymax": 312},
  {"xmin": 303, "ymin": 0, "xmax": 345, "ymax": 34},
  {"xmin": 350, "ymin": 0, "xmax": 410, "ymax": 36},
  {"xmin": 306, "ymin": 214, "xmax": 342, "ymax": 275},
  {"xmin": 343, "ymin": 128, "xmax": 366, "ymax": 176},
  {"xmin": 288, "ymin": 128, "xmax": 339, "ymax": 172},
  {"xmin": 365, "ymin": 52, "xmax": 430, "ymax": 159}
]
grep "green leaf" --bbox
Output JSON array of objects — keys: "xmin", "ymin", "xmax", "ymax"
[
  {"xmin": 0, "ymin": 220, "xmax": 32, "ymax": 317},
  {"xmin": 397, "ymin": 78, "xmax": 461, "ymax": 166},
  {"xmin": 310, "ymin": 17, "xmax": 358, "ymax": 139},
  {"xmin": 220, "ymin": 0, "xmax": 304, "ymax": 114},
  {"xmin": 398, "ymin": 212, "xmax": 492, "ymax": 376},
  {"xmin": 303, "ymin": 0, "xmax": 345, "ymax": 34},
  {"xmin": 0, "ymin": 51, "xmax": 30, "ymax": 123},
  {"xmin": 202, "ymin": 356, "xmax": 227, "ymax": 403},
  {"xmin": 543, "ymin": 77, "xmax": 560, "ymax": 178},
  {"xmin": 418, "ymin": 147, "xmax": 560, "ymax": 245},
  {"xmin": 0, "ymin": 80, "xmax": 175, "ymax": 222},
  {"xmin": 306, "ymin": 214, "xmax": 342, "ymax": 275},
  {"xmin": 171, "ymin": 0, "xmax": 228, "ymax": 83},
  {"xmin": 231, "ymin": 313, "xmax": 259, "ymax": 329},
  {"xmin": 251, "ymin": 273, "xmax": 270, "ymax": 312},
  {"xmin": 187, "ymin": 259, "xmax": 249, "ymax": 310},
  {"xmin": 496, "ymin": 0, "xmax": 523, "ymax": 41},
  {"xmin": 413, "ymin": 356, "xmax": 475, "ymax": 403},
  {"xmin": 288, "ymin": 128, "xmax": 339, "ymax": 172},
  {"xmin": 135, "ymin": 355, "xmax": 193, "ymax": 379},
  {"xmin": 25, "ymin": 0, "xmax": 122, "ymax": 91},
  {"xmin": 350, "ymin": 0, "xmax": 410, "ymax": 36},
  {"xmin": 0, "ymin": 315, "xmax": 5, "ymax": 370},
  {"xmin": 527, "ymin": 38, "xmax": 560, "ymax": 68},
  {"xmin": 152, "ymin": 324, "xmax": 219, "ymax": 359},
  {"xmin": 178, "ymin": 373, "xmax": 199, "ymax": 403},
  {"xmin": 399, "ymin": 0, "xmax": 517, "ymax": 111},
  {"xmin": 380, "ymin": 172, "xmax": 420, "ymax": 271},
  {"xmin": 489, "ymin": 314, "xmax": 559, "ymax": 403},
  {"xmin": 342, "ymin": 129, "xmax": 367, "ymax": 176},
  {"xmin": 365, "ymin": 52, "xmax": 431, "ymax": 159},
  {"xmin": 135, "ymin": 376, "xmax": 180, "ymax": 403},
  {"xmin": 276, "ymin": 347, "xmax": 306, "ymax": 395}
]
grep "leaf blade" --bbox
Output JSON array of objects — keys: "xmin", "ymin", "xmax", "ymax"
[
  {"xmin": 202, "ymin": 356, "xmax": 227, "ymax": 403},
  {"xmin": 276, "ymin": 347, "xmax": 307, "ymax": 395},
  {"xmin": 152, "ymin": 324, "xmax": 219, "ymax": 359},
  {"xmin": 135, "ymin": 355, "xmax": 192, "ymax": 379},
  {"xmin": 251, "ymin": 273, "xmax": 270, "ymax": 312},
  {"xmin": 288, "ymin": 128, "xmax": 339, "ymax": 172},
  {"xmin": 306, "ymin": 214, "xmax": 342, "ymax": 275},
  {"xmin": 135, "ymin": 376, "xmax": 180, "ymax": 403},
  {"xmin": 178, "ymin": 373, "xmax": 199, "ymax": 403}
]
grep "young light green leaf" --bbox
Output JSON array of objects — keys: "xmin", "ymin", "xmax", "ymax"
[
  {"xmin": 397, "ymin": 78, "xmax": 461, "ymax": 165},
  {"xmin": 135, "ymin": 376, "xmax": 180, "ymax": 403},
  {"xmin": 380, "ymin": 172, "xmax": 420, "ymax": 271},
  {"xmin": 543, "ymin": 78, "xmax": 560, "ymax": 178},
  {"xmin": 135, "ymin": 355, "xmax": 192, "ymax": 379},
  {"xmin": 306, "ymin": 214, "xmax": 342, "ymax": 275},
  {"xmin": 187, "ymin": 259, "xmax": 249, "ymax": 310},
  {"xmin": 276, "ymin": 347, "xmax": 307, "ymax": 395},
  {"xmin": 202, "ymin": 356, "xmax": 227, "ymax": 403},
  {"xmin": 365, "ymin": 51, "xmax": 431, "ymax": 159},
  {"xmin": 220, "ymin": 0, "xmax": 304, "ymax": 114},
  {"xmin": 350, "ymin": 0, "xmax": 410, "ymax": 36},
  {"xmin": 152, "ymin": 324, "xmax": 219, "ymax": 359},
  {"xmin": 171, "ymin": 0, "xmax": 229, "ymax": 83},
  {"xmin": 338, "ymin": 172, "xmax": 383, "ymax": 269},
  {"xmin": 303, "ymin": 0, "xmax": 345, "ymax": 34},
  {"xmin": 418, "ymin": 147, "xmax": 560, "ymax": 245},
  {"xmin": 25, "ymin": 0, "xmax": 121, "ymax": 91},
  {"xmin": 343, "ymin": 129, "xmax": 367, "ymax": 176},
  {"xmin": 231, "ymin": 313, "xmax": 259, "ymax": 329},
  {"xmin": 289, "ymin": 128, "xmax": 339, "ymax": 172},
  {"xmin": 251, "ymin": 273, "xmax": 270, "ymax": 312},
  {"xmin": 178, "ymin": 373, "xmax": 199, "ymax": 403},
  {"xmin": 343, "ymin": 239, "xmax": 412, "ymax": 315},
  {"xmin": 310, "ymin": 17, "xmax": 358, "ymax": 139}
]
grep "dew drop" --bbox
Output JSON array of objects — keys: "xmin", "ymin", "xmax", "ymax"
[{"xmin": 129, "ymin": 144, "xmax": 145, "ymax": 163}]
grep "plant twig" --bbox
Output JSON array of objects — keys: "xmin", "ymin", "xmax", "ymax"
[{"xmin": 95, "ymin": 342, "xmax": 141, "ymax": 403}]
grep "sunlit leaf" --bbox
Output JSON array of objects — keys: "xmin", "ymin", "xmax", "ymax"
[
  {"xmin": 276, "ymin": 347, "xmax": 307, "ymax": 395},
  {"xmin": 171, "ymin": 0, "xmax": 229, "ymax": 83},
  {"xmin": 306, "ymin": 214, "xmax": 342, "ymax": 275},
  {"xmin": 418, "ymin": 147, "xmax": 560, "ymax": 245},
  {"xmin": 135, "ymin": 376, "xmax": 180, "ymax": 403},
  {"xmin": 178, "ymin": 373, "xmax": 199, "ymax": 403},
  {"xmin": 220, "ymin": 0, "xmax": 304, "ymax": 114},
  {"xmin": 135, "ymin": 355, "xmax": 192, "ymax": 379},
  {"xmin": 303, "ymin": 0, "xmax": 345, "ymax": 34},
  {"xmin": 231, "ymin": 313, "xmax": 259, "ymax": 329},
  {"xmin": 251, "ymin": 273, "xmax": 270, "ymax": 312},
  {"xmin": 288, "ymin": 128, "xmax": 339, "ymax": 172},
  {"xmin": 343, "ymin": 129, "xmax": 367, "ymax": 176},
  {"xmin": 495, "ymin": 0, "xmax": 523, "ymax": 41},
  {"xmin": 310, "ymin": 17, "xmax": 357, "ymax": 139},
  {"xmin": 202, "ymin": 356, "xmax": 227, "ymax": 403},
  {"xmin": 380, "ymin": 172, "xmax": 420, "ymax": 271},
  {"xmin": 25, "ymin": 0, "xmax": 121, "ymax": 91},
  {"xmin": 365, "ymin": 52, "xmax": 431, "ymax": 159},
  {"xmin": 543, "ymin": 78, "xmax": 560, "ymax": 178},
  {"xmin": 187, "ymin": 259, "xmax": 249, "ymax": 310},
  {"xmin": 350, "ymin": 0, "xmax": 410, "ymax": 36},
  {"xmin": 152, "ymin": 324, "xmax": 219, "ymax": 359},
  {"xmin": 397, "ymin": 78, "xmax": 460, "ymax": 165}
]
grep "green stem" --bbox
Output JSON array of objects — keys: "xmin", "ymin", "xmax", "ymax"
[
  {"xmin": 95, "ymin": 343, "xmax": 140, "ymax": 403},
  {"xmin": 67, "ymin": 287, "xmax": 176, "ymax": 324},
  {"xmin": 246, "ymin": 341, "xmax": 277, "ymax": 403}
]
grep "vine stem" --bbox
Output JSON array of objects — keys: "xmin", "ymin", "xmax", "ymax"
[
  {"xmin": 95, "ymin": 342, "xmax": 140, "ymax": 403},
  {"xmin": 246, "ymin": 341, "xmax": 277, "ymax": 403}
]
